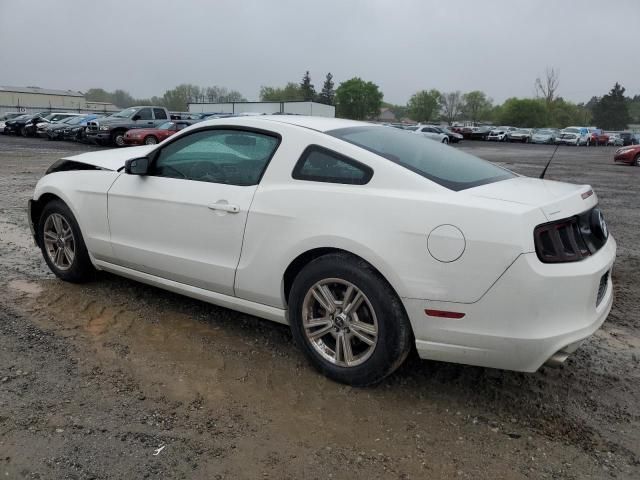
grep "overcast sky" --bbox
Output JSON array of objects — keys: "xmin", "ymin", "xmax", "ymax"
[{"xmin": 1, "ymin": 0, "xmax": 638, "ymax": 105}]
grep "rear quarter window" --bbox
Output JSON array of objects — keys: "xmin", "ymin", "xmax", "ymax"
[{"xmin": 292, "ymin": 146, "xmax": 373, "ymax": 185}]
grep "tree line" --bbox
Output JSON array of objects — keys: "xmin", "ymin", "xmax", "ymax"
[{"xmin": 86, "ymin": 68, "xmax": 637, "ymax": 129}]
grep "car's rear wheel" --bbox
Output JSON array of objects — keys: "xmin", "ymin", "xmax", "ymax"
[
  {"xmin": 38, "ymin": 200, "xmax": 95, "ymax": 283},
  {"xmin": 144, "ymin": 135, "xmax": 158, "ymax": 145},
  {"xmin": 20, "ymin": 126, "xmax": 27, "ymax": 137},
  {"xmin": 289, "ymin": 253, "xmax": 413, "ymax": 386}
]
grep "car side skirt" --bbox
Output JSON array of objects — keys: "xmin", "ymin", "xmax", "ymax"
[{"xmin": 93, "ymin": 260, "xmax": 288, "ymax": 325}]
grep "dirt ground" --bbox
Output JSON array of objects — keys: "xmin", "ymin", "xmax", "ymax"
[{"xmin": 0, "ymin": 135, "xmax": 638, "ymax": 479}]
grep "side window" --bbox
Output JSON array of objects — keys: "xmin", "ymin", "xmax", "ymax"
[
  {"xmin": 153, "ymin": 108, "xmax": 167, "ymax": 120},
  {"xmin": 137, "ymin": 108, "xmax": 152, "ymax": 120},
  {"xmin": 176, "ymin": 122, "xmax": 189, "ymax": 131},
  {"xmin": 151, "ymin": 129, "xmax": 280, "ymax": 186},
  {"xmin": 292, "ymin": 146, "xmax": 373, "ymax": 185}
]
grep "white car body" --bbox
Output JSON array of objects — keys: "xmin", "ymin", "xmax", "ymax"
[
  {"xmin": 28, "ymin": 116, "xmax": 616, "ymax": 376},
  {"xmin": 487, "ymin": 126, "xmax": 514, "ymax": 142},
  {"xmin": 413, "ymin": 124, "xmax": 449, "ymax": 143},
  {"xmin": 562, "ymin": 126, "xmax": 591, "ymax": 146}
]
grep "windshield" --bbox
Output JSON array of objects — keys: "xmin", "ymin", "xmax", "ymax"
[
  {"xmin": 112, "ymin": 107, "xmax": 137, "ymax": 118},
  {"xmin": 65, "ymin": 116, "xmax": 85, "ymax": 125},
  {"xmin": 536, "ymin": 129, "xmax": 552, "ymax": 134},
  {"xmin": 158, "ymin": 122, "xmax": 175, "ymax": 130},
  {"xmin": 563, "ymin": 127, "xmax": 580, "ymax": 134},
  {"xmin": 328, "ymin": 126, "xmax": 515, "ymax": 191}
]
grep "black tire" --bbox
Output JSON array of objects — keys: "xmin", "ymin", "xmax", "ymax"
[
  {"xmin": 20, "ymin": 126, "xmax": 27, "ymax": 137},
  {"xmin": 111, "ymin": 130, "xmax": 126, "ymax": 147},
  {"xmin": 144, "ymin": 135, "xmax": 158, "ymax": 145},
  {"xmin": 289, "ymin": 252, "xmax": 413, "ymax": 386},
  {"xmin": 441, "ymin": 137, "xmax": 449, "ymax": 145},
  {"xmin": 634, "ymin": 154, "xmax": 640, "ymax": 167},
  {"xmin": 37, "ymin": 200, "xmax": 95, "ymax": 283}
]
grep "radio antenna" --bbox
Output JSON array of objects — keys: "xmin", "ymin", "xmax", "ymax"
[{"xmin": 539, "ymin": 143, "xmax": 560, "ymax": 179}]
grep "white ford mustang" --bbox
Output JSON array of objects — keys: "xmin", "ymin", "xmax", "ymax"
[{"xmin": 28, "ymin": 115, "xmax": 616, "ymax": 385}]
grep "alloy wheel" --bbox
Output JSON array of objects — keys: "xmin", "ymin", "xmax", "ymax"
[
  {"xmin": 43, "ymin": 213, "xmax": 75, "ymax": 271},
  {"xmin": 301, "ymin": 278, "xmax": 378, "ymax": 367}
]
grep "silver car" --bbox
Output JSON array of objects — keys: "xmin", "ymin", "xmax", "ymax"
[{"xmin": 531, "ymin": 129, "xmax": 560, "ymax": 144}]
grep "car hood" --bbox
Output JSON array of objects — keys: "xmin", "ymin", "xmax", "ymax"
[
  {"xmin": 466, "ymin": 176, "xmax": 596, "ymax": 220},
  {"xmin": 92, "ymin": 116, "xmax": 130, "ymax": 125},
  {"xmin": 61, "ymin": 145, "xmax": 156, "ymax": 171}
]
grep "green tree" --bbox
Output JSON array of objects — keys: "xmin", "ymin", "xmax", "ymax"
[
  {"xmin": 84, "ymin": 88, "xmax": 112, "ymax": 103},
  {"xmin": 591, "ymin": 82, "xmax": 630, "ymax": 129},
  {"xmin": 334, "ymin": 77, "xmax": 383, "ymax": 120},
  {"xmin": 462, "ymin": 91, "xmax": 492, "ymax": 122},
  {"xmin": 547, "ymin": 98, "xmax": 587, "ymax": 128},
  {"xmin": 407, "ymin": 89, "xmax": 441, "ymax": 123},
  {"xmin": 205, "ymin": 86, "xmax": 246, "ymax": 103},
  {"xmin": 439, "ymin": 91, "xmax": 462, "ymax": 125},
  {"xmin": 318, "ymin": 72, "xmax": 335, "ymax": 105},
  {"xmin": 162, "ymin": 84, "xmax": 202, "ymax": 111},
  {"xmin": 300, "ymin": 71, "xmax": 316, "ymax": 101},
  {"xmin": 260, "ymin": 82, "xmax": 304, "ymax": 101},
  {"xmin": 498, "ymin": 98, "xmax": 547, "ymax": 127}
]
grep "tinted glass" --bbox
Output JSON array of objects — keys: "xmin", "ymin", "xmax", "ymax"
[
  {"xmin": 152, "ymin": 129, "xmax": 279, "ymax": 186},
  {"xmin": 153, "ymin": 108, "xmax": 167, "ymax": 120},
  {"xmin": 158, "ymin": 122, "xmax": 174, "ymax": 130},
  {"xmin": 328, "ymin": 126, "xmax": 514, "ymax": 191},
  {"xmin": 137, "ymin": 108, "xmax": 152, "ymax": 120},
  {"xmin": 293, "ymin": 146, "xmax": 372, "ymax": 185}
]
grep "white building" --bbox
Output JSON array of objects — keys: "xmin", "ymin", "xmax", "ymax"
[
  {"xmin": 0, "ymin": 86, "xmax": 118, "ymax": 115},
  {"xmin": 188, "ymin": 100, "xmax": 335, "ymax": 117}
]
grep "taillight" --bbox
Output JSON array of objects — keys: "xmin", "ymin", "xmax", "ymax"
[{"xmin": 534, "ymin": 217, "xmax": 590, "ymax": 263}]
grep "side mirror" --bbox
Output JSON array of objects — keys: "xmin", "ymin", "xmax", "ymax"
[
  {"xmin": 132, "ymin": 114, "xmax": 140, "ymax": 121},
  {"xmin": 124, "ymin": 157, "xmax": 149, "ymax": 175}
]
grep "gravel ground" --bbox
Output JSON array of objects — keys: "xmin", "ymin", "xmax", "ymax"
[{"xmin": 0, "ymin": 135, "xmax": 638, "ymax": 479}]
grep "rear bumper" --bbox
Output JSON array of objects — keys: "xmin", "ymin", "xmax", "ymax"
[{"xmin": 404, "ymin": 235, "xmax": 616, "ymax": 372}]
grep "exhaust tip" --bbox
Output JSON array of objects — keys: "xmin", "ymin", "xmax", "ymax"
[{"xmin": 545, "ymin": 351, "xmax": 570, "ymax": 368}]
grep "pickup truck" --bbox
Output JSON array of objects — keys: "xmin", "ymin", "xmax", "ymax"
[{"xmin": 85, "ymin": 106, "xmax": 171, "ymax": 146}]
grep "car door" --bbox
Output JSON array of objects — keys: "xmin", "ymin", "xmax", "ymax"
[
  {"xmin": 133, "ymin": 107, "xmax": 154, "ymax": 129},
  {"xmin": 152, "ymin": 108, "xmax": 169, "ymax": 127},
  {"xmin": 107, "ymin": 127, "xmax": 281, "ymax": 296}
]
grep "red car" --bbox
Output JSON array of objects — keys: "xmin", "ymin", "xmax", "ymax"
[
  {"xmin": 123, "ymin": 120, "xmax": 193, "ymax": 145},
  {"xmin": 613, "ymin": 145, "xmax": 640, "ymax": 166},
  {"xmin": 589, "ymin": 129, "xmax": 609, "ymax": 146}
]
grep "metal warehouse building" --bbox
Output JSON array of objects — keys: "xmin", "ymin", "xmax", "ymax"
[{"xmin": 0, "ymin": 86, "xmax": 118, "ymax": 115}]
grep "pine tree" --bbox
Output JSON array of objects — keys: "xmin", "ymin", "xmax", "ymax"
[
  {"xmin": 318, "ymin": 73, "xmax": 335, "ymax": 105},
  {"xmin": 300, "ymin": 71, "xmax": 316, "ymax": 101},
  {"xmin": 592, "ymin": 82, "xmax": 630, "ymax": 130}
]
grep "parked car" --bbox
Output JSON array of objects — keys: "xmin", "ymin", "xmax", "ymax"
[
  {"xmin": 507, "ymin": 128, "xmax": 533, "ymax": 143},
  {"xmin": 27, "ymin": 115, "xmax": 615, "ymax": 385},
  {"xmin": 557, "ymin": 133, "xmax": 580, "ymax": 146},
  {"xmin": 613, "ymin": 145, "xmax": 640, "ymax": 166},
  {"xmin": 531, "ymin": 128, "xmax": 560, "ymax": 144},
  {"xmin": 3, "ymin": 112, "xmax": 48, "ymax": 136},
  {"xmin": 413, "ymin": 125, "xmax": 450, "ymax": 144},
  {"xmin": 588, "ymin": 129, "xmax": 609, "ymax": 146},
  {"xmin": 0, "ymin": 112, "xmax": 25, "ymax": 130},
  {"xmin": 428, "ymin": 125, "xmax": 463, "ymax": 143},
  {"xmin": 619, "ymin": 132, "xmax": 639, "ymax": 146},
  {"xmin": 607, "ymin": 133, "xmax": 624, "ymax": 147},
  {"xmin": 561, "ymin": 126, "xmax": 590, "ymax": 146},
  {"xmin": 23, "ymin": 112, "xmax": 83, "ymax": 137},
  {"xmin": 467, "ymin": 125, "xmax": 493, "ymax": 140},
  {"xmin": 123, "ymin": 120, "xmax": 194, "ymax": 145},
  {"xmin": 38, "ymin": 116, "xmax": 74, "ymax": 138},
  {"xmin": 85, "ymin": 106, "xmax": 172, "ymax": 147},
  {"xmin": 487, "ymin": 126, "xmax": 514, "ymax": 142},
  {"xmin": 62, "ymin": 114, "xmax": 100, "ymax": 142}
]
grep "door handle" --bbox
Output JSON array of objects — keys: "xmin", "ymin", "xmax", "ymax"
[{"xmin": 208, "ymin": 203, "xmax": 240, "ymax": 213}]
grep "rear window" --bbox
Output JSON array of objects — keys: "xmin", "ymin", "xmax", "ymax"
[{"xmin": 327, "ymin": 126, "xmax": 515, "ymax": 191}]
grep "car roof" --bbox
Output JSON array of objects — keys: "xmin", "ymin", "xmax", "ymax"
[{"xmin": 197, "ymin": 115, "xmax": 369, "ymax": 133}]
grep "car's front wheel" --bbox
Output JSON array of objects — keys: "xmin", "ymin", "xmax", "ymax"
[
  {"xmin": 634, "ymin": 154, "xmax": 640, "ymax": 167},
  {"xmin": 441, "ymin": 137, "xmax": 449, "ymax": 144},
  {"xmin": 289, "ymin": 253, "xmax": 413, "ymax": 386},
  {"xmin": 144, "ymin": 135, "xmax": 158, "ymax": 145},
  {"xmin": 111, "ymin": 131, "xmax": 126, "ymax": 147},
  {"xmin": 38, "ymin": 200, "xmax": 95, "ymax": 283}
]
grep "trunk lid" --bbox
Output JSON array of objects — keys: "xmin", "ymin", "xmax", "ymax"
[{"xmin": 466, "ymin": 176, "xmax": 597, "ymax": 220}]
